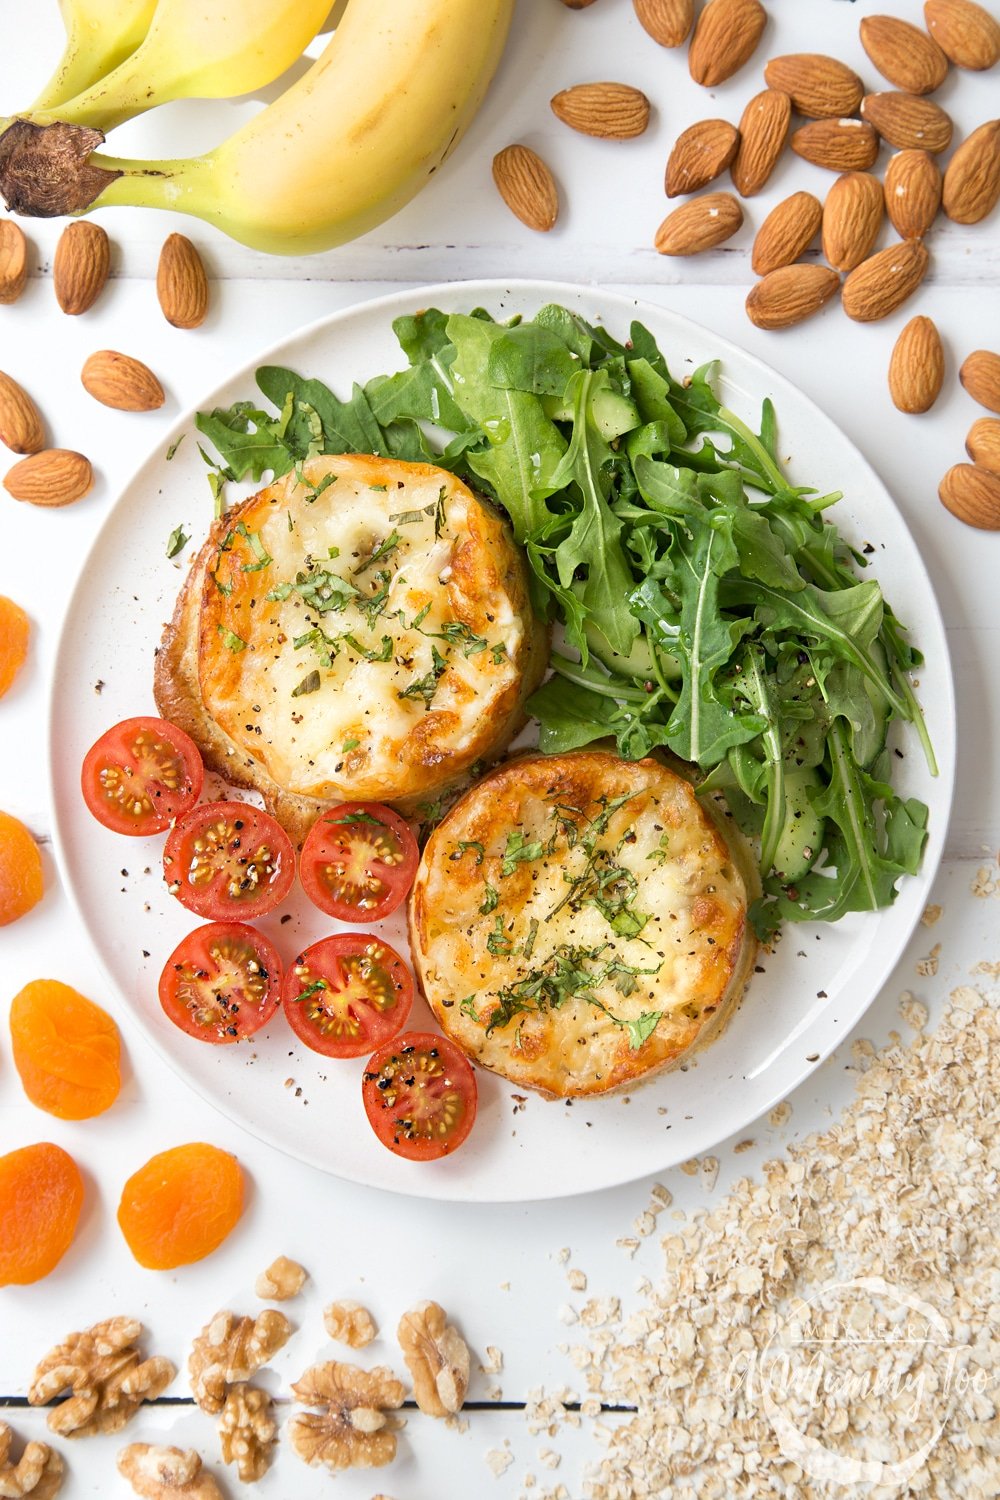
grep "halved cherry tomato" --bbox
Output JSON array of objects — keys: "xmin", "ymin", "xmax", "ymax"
[
  {"xmin": 282, "ymin": 934, "xmax": 413, "ymax": 1059},
  {"xmin": 163, "ymin": 802, "xmax": 295, "ymax": 921},
  {"xmin": 361, "ymin": 1030, "xmax": 478, "ymax": 1161},
  {"xmin": 299, "ymin": 802, "xmax": 418, "ymax": 923},
  {"xmin": 82, "ymin": 716, "xmax": 203, "ymax": 836},
  {"xmin": 159, "ymin": 922, "xmax": 281, "ymax": 1044}
]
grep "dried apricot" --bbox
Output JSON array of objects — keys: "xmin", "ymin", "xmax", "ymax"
[
  {"xmin": 117, "ymin": 1143, "xmax": 244, "ymax": 1270},
  {"xmin": 0, "ymin": 809, "xmax": 43, "ymax": 926},
  {"xmin": 10, "ymin": 979, "xmax": 122, "ymax": 1120},
  {"xmin": 0, "ymin": 1142, "xmax": 84, "ymax": 1286},
  {"xmin": 0, "ymin": 595, "xmax": 29, "ymax": 699}
]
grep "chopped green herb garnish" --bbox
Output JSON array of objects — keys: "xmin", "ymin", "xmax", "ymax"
[
  {"xmin": 292, "ymin": 670, "xmax": 321, "ymax": 698},
  {"xmin": 165, "ymin": 434, "xmax": 185, "ymax": 461},
  {"xmin": 303, "ymin": 473, "xmax": 337, "ymax": 505},
  {"xmin": 522, "ymin": 917, "xmax": 539, "ymax": 959},
  {"xmin": 451, "ymin": 840, "xmax": 485, "ymax": 865},
  {"xmin": 341, "ymin": 736, "xmax": 360, "ymax": 752},
  {"xmin": 343, "ymin": 633, "xmax": 394, "ymax": 663},
  {"xmin": 479, "ymin": 882, "xmax": 499, "ymax": 915},
  {"xmin": 328, "ymin": 810, "xmax": 384, "ymax": 826},
  {"xmin": 216, "ymin": 625, "xmax": 246, "ymax": 653},
  {"xmin": 166, "ymin": 526, "xmax": 189, "ymax": 559},
  {"xmin": 398, "ymin": 645, "xmax": 447, "ymax": 708},
  {"xmin": 353, "ymin": 530, "xmax": 401, "ymax": 576},
  {"xmin": 389, "ymin": 503, "xmax": 437, "ymax": 526},
  {"xmin": 268, "ymin": 569, "xmax": 359, "ymax": 614},
  {"xmin": 487, "ymin": 916, "xmax": 513, "ymax": 957},
  {"xmin": 459, "ymin": 995, "xmax": 478, "ymax": 1020},
  {"xmin": 501, "ymin": 831, "xmax": 546, "ymax": 877},
  {"xmin": 294, "ymin": 978, "xmax": 329, "ymax": 1004}
]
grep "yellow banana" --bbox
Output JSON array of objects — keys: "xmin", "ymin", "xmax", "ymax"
[
  {"xmin": 64, "ymin": 0, "xmax": 514, "ymax": 254},
  {"xmin": 30, "ymin": 0, "xmax": 158, "ymax": 112},
  {"xmin": 31, "ymin": 0, "xmax": 332, "ymax": 132}
]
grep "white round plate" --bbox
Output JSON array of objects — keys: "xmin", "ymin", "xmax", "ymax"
[{"xmin": 49, "ymin": 279, "xmax": 955, "ymax": 1203}]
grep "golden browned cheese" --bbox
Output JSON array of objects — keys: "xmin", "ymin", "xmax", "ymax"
[
  {"xmin": 155, "ymin": 456, "xmax": 548, "ymax": 843},
  {"xmin": 409, "ymin": 751, "xmax": 756, "ymax": 1098}
]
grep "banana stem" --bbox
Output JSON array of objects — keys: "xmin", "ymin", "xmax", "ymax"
[{"xmin": 93, "ymin": 153, "xmax": 211, "ymax": 215}]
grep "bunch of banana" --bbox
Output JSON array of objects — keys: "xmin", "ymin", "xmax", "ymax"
[{"xmin": 0, "ymin": 0, "xmax": 515, "ymax": 256}]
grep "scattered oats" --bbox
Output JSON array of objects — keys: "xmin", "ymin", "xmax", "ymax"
[
  {"xmin": 699, "ymin": 1156, "xmax": 720, "ymax": 1192},
  {"xmin": 971, "ymin": 865, "xmax": 997, "ymax": 898},
  {"xmin": 767, "ymin": 1100, "xmax": 792, "ymax": 1127},
  {"xmin": 633, "ymin": 1211, "xmax": 656, "ymax": 1237},
  {"xmin": 499, "ymin": 1282, "xmax": 510, "ymax": 1291},
  {"xmin": 487, "ymin": 1385, "xmax": 503, "ymax": 1401},
  {"xmin": 649, "ymin": 1183, "xmax": 672, "ymax": 1209},
  {"xmin": 733, "ymin": 1139, "xmax": 755, "ymax": 1154},
  {"xmin": 580, "ymin": 1397, "xmax": 602, "ymax": 1419},
  {"xmin": 555, "ymin": 1248, "xmax": 570, "ymax": 1265},
  {"xmin": 479, "ymin": 1346, "xmax": 504, "ymax": 1376},
  {"xmin": 921, "ymin": 903, "xmax": 943, "ymax": 926},
  {"xmin": 679, "ymin": 1158, "xmax": 699, "ymax": 1176},
  {"xmin": 899, "ymin": 990, "xmax": 929, "ymax": 1030},
  {"xmin": 486, "ymin": 1445, "xmax": 513, "ymax": 1477},
  {"xmin": 540, "ymin": 1449, "xmax": 561, "ymax": 1469},
  {"xmin": 973, "ymin": 960, "xmax": 1000, "ymax": 978},
  {"xmin": 615, "ymin": 1237, "xmax": 640, "ymax": 1258},
  {"xmin": 557, "ymin": 1304, "xmax": 579, "ymax": 1326},
  {"xmin": 916, "ymin": 942, "xmax": 942, "ymax": 977},
  {"xmin": 567, "ymin": 1269, "xmax": 587, "ymax": 1292},
  {"xmin": 443, "ymin": 1413, "xmax": 469, "ymax": 1434},
  {"xmin": 579, "ymin": 1298, "xmax": 620, "ymax": 1329}
]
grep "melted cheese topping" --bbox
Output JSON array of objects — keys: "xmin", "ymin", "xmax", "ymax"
[
  {"xmin": 409, "ymin": 752, "xmax": 753, "ymax": 1097},
  {"xmin": 198, "ymin": 456, "xmax": 544, "ymax": 803}
]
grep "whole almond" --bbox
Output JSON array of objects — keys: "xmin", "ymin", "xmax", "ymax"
[
  {"xmin": 860, "ymin": 92, "xmax": 953, "ymax": 152},
  {"xmin": 939, "ymin": 463, "xmax": 1000, "ymax": 529},
  {"xmin": 560, "ymin": 0, "xmax": 598, "ymax": 7},
  {"xmin": 666, "ymin": 119, "xmax": 740, "ymax": 197},
  {"xmin": 822, "ymin": 172, "xmax": 884, "ymax": 272},
  {"xmin": 3, "ymin": 449, "xmax": 93, "ymax": 507},
  {"xmin": 942, "ymin": 120, "xmax": 1000, "ymax": 223},
  {"xmin": 0, "ymin": 371, "xmax": 44, "ymax": 454},
  {"xmin": 634, "ymin": 0, "xmax": 693, "ymax": 45},
  {"xmin": 888, "ymin": 316, "xmax": 945, "ymax": 412},
  {"xmin": 688, "ymin": 0, "xmax": 767, "ymax": 87},
  {"xmin": 654, "ymin": 192, "xmax": 743, "ymax": 255},
  {"xmin": 960, "ymin": 349, "xmax": 1000, "ymax": 412},
  {"xmin": 752, "ymin": 191, "xmax": 823, "ymax": 275},
  {"xmin": 791, "ymin": 119, "xmax": 880, "ymax": 173},
  {"xmin": 762, "ymin": 54, "xmax": 864, "ymax": 119},
  {"xmin": 859, "ymin": 15, "xmax": 950, "ymax": 94},
  {"xmin": 884, "ymin": 149, "xmax": 943, "ymax": 237},
  {"xmin": 0, "ymin": 220, "xmax": 28, "ymax": 305},
  {"xmin": 924, "ymin": 0, "xmax": 1000, "ymax": 69},
  {"xmin": 746, "ymin": 264, "xmax": 841, "ymax": 329},
  {"xmin": 81, "ymin": 351, "xmax": 165, "ymax": 412},
  {"xmin": 966, "ymin": 417, "xmax": 1000, "ymax": 476},
  {"xmin": 731, "ymin": 90, "xmax": 791, "ymax": 197},
  {"xmin": 53, "ymin": 221, "xmax": 110, "ymax": 315},
  {"xmin": 841, "ymin": 239, "xmax": 930, "ymax": 321},
  {"xmin": 493, "ymin": 146, "xmax": 559, "ymax": 231},
  {"xmin": 157, "ymin": 233, "xmax": 209, "ymax": 329},
  {"xmin": 551, "ymin": 82, "xmax": 650, "ymax": 139}
]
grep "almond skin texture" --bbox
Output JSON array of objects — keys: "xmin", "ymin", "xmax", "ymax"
[
  {"xmin": 841, "ymin": 239, "xmax": 930, "ymax": 322},
  {"xmin": 746, "ymin": 264, "xmax": 841, "ymax": 329},
  {"xmin": 888, "ymin": 316, "xmax": 945, "ymax": 413},
  {"xmin": 822, "ymin": 172, "xmax": 884, "ymax": 272},
  {"xmin": 550, "ymin": 82, "xmax": 650, "ymax": 139},
  {"xmin": 81, "ymin": 351, "xmax": 165, "ymax": 412},
  {"xmin": 859, "ymin": 15, "xmax": 950, "ymax": 95},
  {"xmin": 924, "ymin": 0, "xmax": 1000, "ymax": 69},
  {"xmin": 3, "ymin": 449, "xmax": 93, "ymax": 507},
  {"xmin": 634, "ymin": 0, "xmax": 694, "ymax": 45},
  {"xmin": 884, "ymin": 149, "xmax": 942, "ymax": 237},
  {"xmin": 493, "ymin": 145, "xmax": 559, "ymax": 231},
  {"xmin": 0, "ymin": 220, "xmax": 27, "ymax": 305},
  {"xmin": 960, "ymin": 349, "xmax": 1000, "ymax": 412},
  {"xmin": 53, "ymin": 221, "xmax": 110, "ymax": 315},
  {"xmin": 752, "ymin": 191, "xmax": 823, "ymax": 276},
  {"xmin": 731, "ymin": 90, "xmax": 791, "ymax": 197},
  {"xmin": 0, "ymin": 372, "xmax": 44, "ymax": 454},
  {"xmin": 942, "ymin": 120, "xmax": 1000, "ymax": 223},
  {"xmin": 654, "ymin": 192, "xmax": 743, "ymax": 255},
  {"xmin": 156, "ymin": 233, "xmax": 208, "ymax": 329},
  {"xmin": 860, "ymin": 92, "xmax": 953, "ymax": 153},
  {"xmin": 560, "ymin": 0, "xmax": 599, "ymax": 7},
  {"xmin": 966, "ymin": 417, "xmax": 1000, "ymax": 477},
  {"xmin": 791, "ymin": 119, "xmax": 880, "ymax": 173},
  {"xmin": 939, "ymin": 464, "xmax": 1000, "ymax": 529},
  {"xmin": 666, "ymin": 120, "xmax": 740, "ymax": 197},
  {"xmin": 762, "ymin": 54, "xmax": 864, "ymax": 119},
  {"xmin": 688, "ymin": 0, "xmax": 767, "ymax": 87}
]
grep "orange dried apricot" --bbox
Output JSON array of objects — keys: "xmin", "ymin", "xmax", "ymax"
[
  {"xmin": 10, "ymin": 979, "xmax": 121, "ymax": 1120},
  {"xmin": 0, "ymin": 809, "xmax": 43, "ymax": 926},
  {"xmin": 117, "ymin": 1143, "xmax": 244, "ymax": 1270},
  {"xmin": 0, "ymin": 595, "xmax": 29, "ymax": 699},
  {"xmin": 0, "ymin": 1142, "xmax": 84, "ymax": 1286}
]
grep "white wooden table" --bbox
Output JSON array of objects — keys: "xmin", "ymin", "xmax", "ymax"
[{"xmin": 1, "ymin": 2, "xmax": 998, "ymax": 1496}]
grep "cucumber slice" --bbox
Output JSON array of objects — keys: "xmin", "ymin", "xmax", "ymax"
[
  {"xmin": 542, "ymin": 387, "xmax": 640, "ymax": 441},
  {"xmin": 772, "ymin": 768, "xmax": 825, "ymax": 883},
  {"xmin": 583, "ymin": 617, "xmax": 680, "ymax": 681}
]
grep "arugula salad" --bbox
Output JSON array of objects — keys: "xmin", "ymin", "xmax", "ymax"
[{"xmin": 194, "ymin": 302, "xmax": 934, "ymax": 938}]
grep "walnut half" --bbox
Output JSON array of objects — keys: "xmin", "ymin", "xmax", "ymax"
[
  {"xmin": 288, "ymin": 1362, "xmax": 405, "ymax": 1472},
  {"xmin": 218, "ymin": 1383, "xmax": 277, "ymax": 1483},
  {"xmin": 0, "ymin": 1423, "xmax": 63, "ymax": 1500},
  {"xmin": 254, "ymin": 1256, "xmax": 307, "ymax": 1301},
  {"xmin": 188, "ymin": 1309, "xmax": 291, "ymax": 1414},
  {"xmin": 323, "ymin": 1300, "xmax": 377, "ymax": 1349},
  {"xmin": 116, "ymin": 1445, "xmax": 223, "ymax": 1500},
  {"xmin": 397, "ymin": 1301, "xmax": 470, "ymax": 1417},
  {"xmin": 27, "ymin": 1318, "xmax": 174, "ymax": 1439}
]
